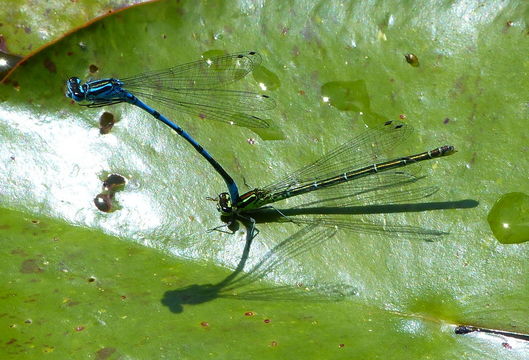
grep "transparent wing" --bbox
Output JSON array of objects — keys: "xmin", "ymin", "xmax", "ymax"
[
  {"xmin": 130, "ymin": 88, "xmax": 275, "ymax": 128},
  {"xmin": 122, "ymin": 51, "xmax": 262, "ymax": 89},
  {"xmin": 122, "ymin": 51, "xmax": 274, "ymax": 128},
  {"xmin": 287, "ymin": 216, "xmax": 448, "ymax": 241},
  {"xmin": 286, "ymin": 171, "xmax": 439, "ymax": 208},
  {"xmin": 225, "ymin": 224, "xmax": 335, "ymax": 289},
  {"xmin": 263, "ymin": 120, "xmax": 412, "ymax": 192}
]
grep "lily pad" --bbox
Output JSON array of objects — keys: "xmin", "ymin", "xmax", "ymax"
[
  {"xmin": 1, "ymin": 0, "xmax": 529, "ymax": 358},
  {"xmin": 0, "ymin": 1, "xmax": 150, "ymax": 57}
]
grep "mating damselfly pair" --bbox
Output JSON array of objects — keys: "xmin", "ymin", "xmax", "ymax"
[{"xmin": 66, "ymin": 51, "xmax": 455, "ymax": 234}]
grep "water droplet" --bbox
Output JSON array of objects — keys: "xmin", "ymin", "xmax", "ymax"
[
  {"xmin": 252, "ymin": 65, "xmax": 280, "ymax": 91},
  {"xmin": 202, "ymin": 49, "xmax": 226, "ymax": 60},
  {"xmin": 487, "ymin": 192, "xmax": 529, "ymax": 244},
  {"xmin": 320, "ymin": 80, "xmax": 370, "ymax": 112},
  {"xmin": 405, "ymin": 53, "xmax": 420, "ymax": 67}
]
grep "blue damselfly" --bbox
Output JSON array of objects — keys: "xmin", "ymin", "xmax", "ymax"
[{"xmin": 66, "ymin": 51, "xmax": 274, "ymax": 203}]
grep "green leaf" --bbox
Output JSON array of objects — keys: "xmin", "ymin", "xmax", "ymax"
[
  {"xmin": 2, "ymin": 0, "xmax": 529, "ymax": 358},
  {"xmin": 0, "ymin": 1, "xmax": 152, "ymax": 57}
]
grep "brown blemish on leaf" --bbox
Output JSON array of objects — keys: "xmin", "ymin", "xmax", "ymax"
[
  {"xmin": 20, "ymin": 259, "xmax": 43, "ymax": 273},
  {"xmin": 0, "ymin": 35, "xmax": 8, "ymax": 53},
  {"xmin": 95, "ymin": 347, "xmax": 116, "ymax": 360},
  {"xmin": 43, "ymin": 58, "xmax": 56, "ymax": 73},
  {"xmin": 10, "ymin": 248, "xmax": 27, "ymax": 256}
]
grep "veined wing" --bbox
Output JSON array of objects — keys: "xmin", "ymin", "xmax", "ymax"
[
  {"xmin": 130, "ymin": 87, "xmax": 275, "ymax": 128},
  {"xmin": 287, "ymin": 216, "xmax": 448, "ymax": 240},
  {"xmin": 122, "ymin": 51, "xmax": 262, "ymax": 89},
  {"xmin": 262, "ymin": 120, "xmax": 412, "ymax": 192},
  {"xmin": 286, "ymin": 171, "xmax": 439, "ymax": 208}
]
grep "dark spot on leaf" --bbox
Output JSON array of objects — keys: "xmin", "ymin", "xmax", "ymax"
[
  {"xmin": 0, "ymin": 35, "xmax": 9, "ymax": 52},
  {"xmin": 43, "ymin": 58, "xmax": 56, "ymax": 73},
  {"xmin": 20, "ymin": 259, "xmax": 43, "ymax": 273},
  {"xmin": 75, "ymin": 326, "xmax": 85, "ymax": 332},
  {"xmin": 444, "ymin": 118, "xmax": 450, "ymax": 124},
  {"xmin": 94, "ymin": 193, "xmax": 113, "ymax": 212},
  {"xmin": 102, "ymin": 174, "xmax": 126, "ymax": 191},
  {"xmin": 263, "ymin": 319, "xmax": 271, "ymax": 323},
  {"xmin": 6, "ymin": 338, "xmax": 16, "ymax": 345},
  {"xmin": 270, "ymin": 341, "xmax": 278, "ymax": 347},
  {"xmin": 404, "ymin": 53, "xmax": 419, "ymax": 67},
  {"xmin": 24, "ymin": 319, "xmax": 32, "ymax": 324},
  {"xmin": 99, "ymin": 111, "xmax": 115, "ymax": 134},
  {"xmin": 89, "ymin": 64, "xmax": 99, "ymax": 73},
  {"xmin": 88, "ymin": 277, "xmax": 96, "ymax": 283},
  {"xmin": 292, "ymin": 46, "xmax": 300, "ymax": 57},
  {"xmin": 244, "ymin": 311, "xmax": 254, "ymax": 316},
  {"xmin": 95, "ymin": 347, "xmax": 116, "ymax": 360},
  {"xmin": 200, "ymin": 321, "xmax": 209, "ymax": 327}
]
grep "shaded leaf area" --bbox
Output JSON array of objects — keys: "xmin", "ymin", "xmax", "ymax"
[
  {"xmin": 0, "ymin": 0, "xmax": 529, "ymax": 358},
  {"xmin": 1, "ymin": 207, "xmax": 527, "ymax": 359},
  {"xmin": 0, "ymin": 0, "xmax": 154, "ymax": 57}
]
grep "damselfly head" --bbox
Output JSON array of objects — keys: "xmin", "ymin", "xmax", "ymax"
[
  {"xmin": 217, "ymin": 192, "xmax": 233, "ymax": 215},
  {"xmin": 66, "ymin": 77, "xmax": 86, "ymax": 101}
]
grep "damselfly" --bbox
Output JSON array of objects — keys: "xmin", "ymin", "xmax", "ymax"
[
  {"xmin": 216, "ymin": 120, "xmax": 456, "ymax": 231},
  {"xmin": 66, "ymin": 51, "xmax": 274, "ymax": 203}
]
